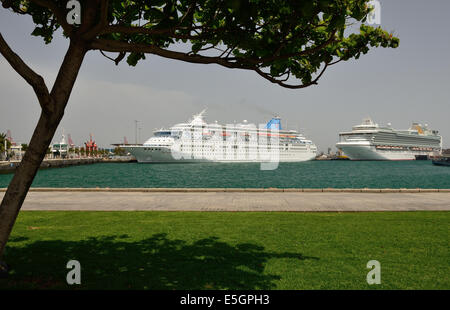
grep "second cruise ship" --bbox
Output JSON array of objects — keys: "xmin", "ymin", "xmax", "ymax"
[
  {"xmin": 121, "ymin": 110, "xmax": 317, "ymax": 163},
  {"xmin": 336, "ymin": 118, "xmax": 442, "ymax": 160}
]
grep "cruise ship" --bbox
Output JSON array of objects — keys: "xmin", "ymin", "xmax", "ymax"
[
  {"xmin": 121, "ymin": 111, "xmax": 317, "ymax": 163},
  {"xmin": 336, "ymin": 118, "xmax": 442, "ymax": 160}
]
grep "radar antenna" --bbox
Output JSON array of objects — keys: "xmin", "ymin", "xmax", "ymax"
[{"xmin": 197, "ymin": 109, "xmax": 207, "ymax": 118}]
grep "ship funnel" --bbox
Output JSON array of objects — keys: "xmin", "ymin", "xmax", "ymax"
[{"xmin": 265, "ymin": 117, "xmax": 282, "ymax": 130}]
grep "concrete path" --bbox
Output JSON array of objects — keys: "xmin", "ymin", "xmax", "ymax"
[{"xmin": 1, "ymin": 190, "xmax": 449, "ymax": 212}]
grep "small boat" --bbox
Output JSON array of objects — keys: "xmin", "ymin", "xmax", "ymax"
[{"xmin": 432, "ymin": 155, "xmax": 450, "ymax": 167}]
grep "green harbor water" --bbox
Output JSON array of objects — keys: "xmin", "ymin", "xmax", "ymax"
[{"xmin": 1, "ymin": 160, "xmax": 450, "ymax": 188}]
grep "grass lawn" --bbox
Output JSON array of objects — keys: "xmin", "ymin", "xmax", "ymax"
[{"xmin": 0, "ymin": 211, "xmax": 448, "ymax": 290}]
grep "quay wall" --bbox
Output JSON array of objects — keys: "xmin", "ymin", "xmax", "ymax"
[
  {"xmin": 0, "ymin": 187, "xmax": 449, "ymax": 193},
  {"xmin": 0, "ymin": 158, "xmax": 103, "ymax": 174}
]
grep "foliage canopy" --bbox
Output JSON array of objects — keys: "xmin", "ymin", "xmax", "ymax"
[{"xmin": 2, "ymin": 0, "xmax": 399, "ymax": 88}]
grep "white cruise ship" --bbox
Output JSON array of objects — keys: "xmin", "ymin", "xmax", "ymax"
[
  {"xmin": 336, "ymin": 118, "xmax": 442, "ymax": 160},
  {"xmin": 121, "ymin": 110, "xmax": 317, "ymax": 163}
]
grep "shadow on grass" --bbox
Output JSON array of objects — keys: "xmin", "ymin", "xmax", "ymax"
[{"xmin": 1, "ymin": 233, "xmax": 318, "ymax": 290}]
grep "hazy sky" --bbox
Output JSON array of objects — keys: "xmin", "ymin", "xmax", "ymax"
[{"xmin": 1, "ymin": 0, "xmax": 449, "ymax": 151}]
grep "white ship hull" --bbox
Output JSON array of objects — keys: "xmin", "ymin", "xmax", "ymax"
[
  {"xmin": 336, "ymin": 142, "xmax": 428, "ymax": 161},
  {"xmin": 124, "ymin": 145, "xmax": 316, "ymax": 163}
]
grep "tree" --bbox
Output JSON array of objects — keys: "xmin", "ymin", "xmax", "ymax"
[
  {"xmin": 0, "ymin": 133, "xmax": 12, "ymax": 154},
  {"xmin": 21, "ymin": 143, "xmax": 29, "ymax": 152},
  {"xmin": 0, "ymin": 0, "xmax": 399, "ymax": 269},
  {"xmin": 113, "ymin": 146, "xmax": 126, "ymax": 156}
]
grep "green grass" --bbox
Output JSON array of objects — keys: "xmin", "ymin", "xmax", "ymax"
[{"xmin": 1, "ymin": 211, "xmax": 449, "ymax": 290}]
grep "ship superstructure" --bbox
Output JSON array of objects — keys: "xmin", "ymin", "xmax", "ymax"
[
  {"xmin": 336, "ymin": 118, "xmax": 442, "ymax": 160},
  {"xmin": 121, "ymin": 110, "xmax": 317, "ymax": 163}
]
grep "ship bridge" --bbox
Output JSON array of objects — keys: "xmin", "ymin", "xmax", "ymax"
[{"xmin": 352, "ymin": 118, "xmax": 379, "ymax": 131}]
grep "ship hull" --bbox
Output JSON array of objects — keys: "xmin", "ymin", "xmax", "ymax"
[
  {"xmin": 123, "ymin": 146, "xmax": 316, "ymax": 163},
  {"xmin": 336, "ymin": 143, "xmax": 433, "ymax": 161}
]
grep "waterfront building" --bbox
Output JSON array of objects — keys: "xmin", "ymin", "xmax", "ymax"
[{"xmin": 51, "ymin": 134, "xmax": 69, "ymax": 158}]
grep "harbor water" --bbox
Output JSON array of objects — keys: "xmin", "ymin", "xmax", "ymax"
[{"xmin": 0, "ymin": 161, "xmax": 449, "ymax": 189}]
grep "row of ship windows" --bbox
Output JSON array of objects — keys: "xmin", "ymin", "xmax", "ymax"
[
  {"xmin": 144, "ymin": 148, "xmax": 308, "ymax": 154},
  {"xmin": 179, "ymin": 137, "xmax": 306, "ymax": 143},
  {"xmin": 144, "ymin": 146, "xmax": 310, "ymax": 151},
  {"xmin": 146, "ymin": 144, "xmax": 307, "ymax": 148},
  {"xmin": 177, "ymin": 154, "xmax": 303, "ymax": 157},
  {"xmin": 179, "ymin": 146, "xmax": 307, "ymax": 150},
  {"xmin": 145, "ymin": 148, "xmax": 309, "ymax": 152},
  {"xmin": 177, "ymin": 144, "xmax": 307, "ymax": 148},
  {"xmin": 144, "ymin": 148, "xmax": 163, "ymax": 151}
]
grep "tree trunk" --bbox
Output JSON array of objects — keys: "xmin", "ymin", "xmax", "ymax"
[
  {"xmin": 0, "ymin": 41, "xmax": 87, "ymax": 259},
  {"xmin": 0, "ymin": 112, "xmax": 62, "ymax": 253}
]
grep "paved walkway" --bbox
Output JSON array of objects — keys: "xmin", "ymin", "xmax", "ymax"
[{"xmin": 1, "ymin": 190, "xmax": 449, "ymax": 212}]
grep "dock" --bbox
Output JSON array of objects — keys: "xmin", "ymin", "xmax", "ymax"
[
  {"xmin": 0, "ymin": 157, "xmax": 136, "ymax": 174},
  {"xmin": 1, "ymin": 188, "xmax": 449, "ymax": 212}
]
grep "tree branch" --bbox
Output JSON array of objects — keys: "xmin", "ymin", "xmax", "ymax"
[
  {"xmin": 90, "ymin": 38, "xmax": 334, "ymax": 89},
  {"xmin": 99, "ymin": 50, "xmax": 126, "ymax": 65},
  {"xmin": 0, "ymin": 32, "xmax": 53, "ymax": 113},
  {"xmin": 100, "ymin": 25, "xmax": 199, "ymax": 40},
  {"xmin": 178, "ymin": 2, "xmax": 197, "ymax": 26},
  {"xmin": 97, "ymin": 27, "xmax": 337, "ymax": 67},
  {"xmin": 83, "ymin": 0, "xmax": 109, "ymax": 39},
  {"xmin": 90, "ymin": 38, "xmax": 251, "ymax": 70},
  {"xmin": 255, "ymin": 62, "xmax": 329, "ymax": 89}
]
